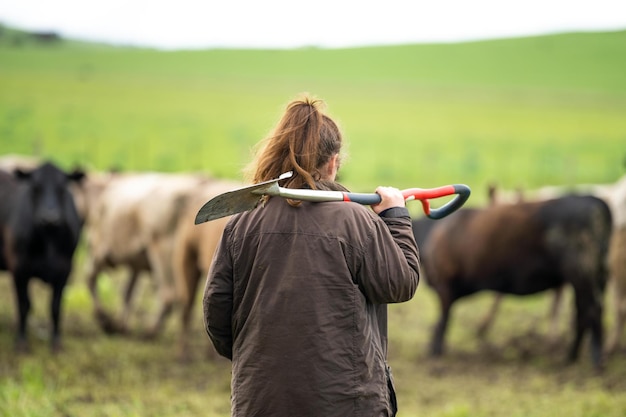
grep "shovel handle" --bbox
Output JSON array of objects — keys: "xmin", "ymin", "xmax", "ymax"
[{"xmin": 344, "ymin": 184, "xmax": 470, "ymax": 219}]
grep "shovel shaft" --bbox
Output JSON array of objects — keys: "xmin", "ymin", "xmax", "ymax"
[
  {"xmin": 278, "ymin": 188, "xmax": 384, "ymax": 205},
  {"xmin": 275, "ymin": 188, "xmax": 347, "ymax": 202}
]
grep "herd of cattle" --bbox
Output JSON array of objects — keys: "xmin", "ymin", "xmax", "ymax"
[
  {"xmin": 0, "ymin": 155, "xmax": 240, "ymax": 359},
  {"xmin": 0, "ymin": 154, "xmax": 625, "ymax": 372}
]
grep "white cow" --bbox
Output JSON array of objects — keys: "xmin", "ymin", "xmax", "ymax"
[{"xmin": 82, "ymin": 171, "xmax": 208, "ymax": 337}]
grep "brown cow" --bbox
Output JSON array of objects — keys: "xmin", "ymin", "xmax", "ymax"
[
  {"xmin": 423, "ymin": 195, "xmax": 612, "ymax": 370},
  {"xmin": 495, "ymin": 175, "xmax": 626, "ymax": 354},
  {"xmin": 172, "ymin": 179, "xmax": 242, "ymax": 359},
  {"xmin": 475, "ymin": 184, "xmax": 565, "ymax": 342}
]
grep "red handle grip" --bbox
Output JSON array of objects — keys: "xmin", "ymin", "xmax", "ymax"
[{"xmin": 401, "ymin": 184, "xmax": 471, "ymax": 219}]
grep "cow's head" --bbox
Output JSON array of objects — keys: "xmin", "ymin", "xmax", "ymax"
[{"xmin": 15, "ymin": 161, "xmax": 85, "ymax": 227}]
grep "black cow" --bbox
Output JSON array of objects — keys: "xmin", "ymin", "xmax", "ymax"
[
  {"xmin": 0, "ymin": 161, "xmax": 84, "ymax": 352},
  {"xmin": 411, "ymin": 216, "xmax": 438, "ymax": 250},
  {"xmin": 421, "ymin": 195, "xmax": 612, "ymax": 370}
]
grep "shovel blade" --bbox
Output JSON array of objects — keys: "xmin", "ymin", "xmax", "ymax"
[{"xmin": 194, "ymin": 180, "xmax": 279, "ymax": 224}]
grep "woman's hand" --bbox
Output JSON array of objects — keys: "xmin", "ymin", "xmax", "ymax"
[{"xmin": 371, "ymin": 186, "xmax": 405, "ymax": 215}]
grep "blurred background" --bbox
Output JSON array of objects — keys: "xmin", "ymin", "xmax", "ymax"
[{"xmin": 1, "ymin": 1, "xmax": 626, "ymax": 416}]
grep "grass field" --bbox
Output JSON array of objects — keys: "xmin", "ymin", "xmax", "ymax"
[
  {"xmin": 1, "ymin": 26, "xmax": 626, "ymax": 416},
  {"xmin": 2, "ymin": 270, "xmax": 626, "ymax": 417},
  {"xmin": 1, "ymin": 27, "xmax": 625, "ymax": 202}
]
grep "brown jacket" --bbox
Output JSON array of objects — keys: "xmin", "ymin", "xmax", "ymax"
[{"xmin": 203, "ymin": 193, "xmax": 420, "ymax": 417}]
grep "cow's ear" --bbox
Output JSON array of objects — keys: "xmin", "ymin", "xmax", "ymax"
[
  {"xmin": 14, "ymin": 168, "xmax": 32, "ymax": 180},
  {"xmin": 68, "ymin": 170, "xmax": 86, "ymax": 183}
]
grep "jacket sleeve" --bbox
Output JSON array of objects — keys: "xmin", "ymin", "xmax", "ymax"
[
  {"xmin": 202, "ymin": 225, "xmax": 234, "ymax": 360},
  {"xmin": 356, "ymin": 207, "xmax": 420, "ymax": 304}
]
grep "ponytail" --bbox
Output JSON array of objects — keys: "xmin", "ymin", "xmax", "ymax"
[{"xmin": 245, "ymin": 95, "xmax": 343, "ymax": 198}]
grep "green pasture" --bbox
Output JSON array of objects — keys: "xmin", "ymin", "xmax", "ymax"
[
  {"xmin": 1, "ymin": 26, "xmax": 626, "ymax": 416},
  {"xmin": 1, "ymin": 28, "xmax": 625, "ymax": 204}
]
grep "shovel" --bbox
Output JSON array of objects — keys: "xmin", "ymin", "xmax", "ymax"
[{"xmin": 195, "ymin": 171, "xmax": 470, "ymax": 224}]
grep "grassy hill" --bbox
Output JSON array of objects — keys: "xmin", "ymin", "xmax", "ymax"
[{"xmin": 1, "ymin": 26, "xmax": 625, "ymax": 204}]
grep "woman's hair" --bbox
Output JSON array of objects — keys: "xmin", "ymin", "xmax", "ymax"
[{"xmin": 244, "ymin": 95, "xmax": 343, "ymax": 195}]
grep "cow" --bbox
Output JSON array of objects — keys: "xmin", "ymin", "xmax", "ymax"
[
  {"xmin": 412, "ymin": 184, "xmax": 565, "ymax": 341},
  {"xmin": 82, "ymin": 171, "xmax": 208, "ymax": 337},
  {"xmin": 0, "ymin": 161, "xmax": 84, "ymax": 352},
  {"xmin": 172, "ymin": 179, "xmax": 240, "ymax": 360},
  {"xmin": 421, "ymin": 195, "xmax": 612, "ymax": 370},
  {"xmin": 474, "ymin": 184, "xmax": 566, "ymax": 341},
  {"xmin": 411, "ymin": 215, "xmax": 437, "ymax": 250},
  {"xmin": 487, "ymin": 175, "xmax": 626, "ymax": 354}
]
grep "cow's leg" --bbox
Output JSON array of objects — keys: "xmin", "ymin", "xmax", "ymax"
[
  {"xmin": 605, "ymin": 280, "xmax": 626, "ymax": 354},
  {"xmin": 605, "ymin": 231, "xmax": 626, "ymax": 355},
  {"xmin": 567, "ymin": 291, "xmax": 585, "ymax": 364},
  {"xmin": 86, "ymin": 256, "xmax": 109, "ymax": 329},
  {"xmin": 144, "ymin": 240, "xmax": 177, "ymax": 339},
  {"xmin": 50, "ymin": 277, "xmax": 68, "ymax": 353},
  {"xmin": 86, "ymin": 256, "xmax": 123, "ymax": 333},
  {"xmin": 145, "ymin": 290, "xmax": 175, "ymax": 339},
  {"xmin": 588, "ymin": 300, "xmax": 604, "ymax": 371},
  {"xmin": 476, "ymin": 293, "xmax": 502, "ymax": 339},
  {"xmin": 430, "ymin": 290, "xmax": 454, "ymax": 357},
  {"xmin": 118, "ymin": 268, "xmax": 141, "ymax": 333},
  {"xmin": 547, "ymin": 285, "xmax": 565, "ymax": 346},
  {"xmin": 177, "ymin": 265, "xmax": 201, "ymax": 361},
  {"xmin": 568, "ymin": 283, "xmax": 604, "ymax": 371},
  {"xmin": 12, "ymin": 271, "xmax": 31, "ymax": 353}
]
